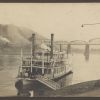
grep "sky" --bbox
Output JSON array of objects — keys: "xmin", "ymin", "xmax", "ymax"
[{"xmin": 0, "ymin": 3, "xmax": 100, "ymax": 41}]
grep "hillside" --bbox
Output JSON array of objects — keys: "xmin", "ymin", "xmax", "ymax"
[{"xmin": 0, "ymin": 24, "xmax": 46, "ymax": 54}]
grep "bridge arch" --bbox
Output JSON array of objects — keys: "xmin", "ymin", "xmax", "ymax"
[
  {"xmin": 54, "ymin": 41, "xmax": 69, "ymax": 45},
  {"xmin": 89, "ymin": 38, "xmax": 100, "ymax": 44},
  {"xmin": 69, "ymin": 40, "xmax": 88, "ymax": 44}
]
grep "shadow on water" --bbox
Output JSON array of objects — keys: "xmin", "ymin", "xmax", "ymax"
[{"xmin": 84, "ymin": 44, "xmax": 90, "ymax": 61}]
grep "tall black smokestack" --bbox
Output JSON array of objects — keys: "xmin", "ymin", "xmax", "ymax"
[
  {"xmin": 50, "ymin": 34, "xmax": 54, "ymax": 59},
  {"xmin": 32, "ymin": 33, "xmax": 35, "ymax": 57}
]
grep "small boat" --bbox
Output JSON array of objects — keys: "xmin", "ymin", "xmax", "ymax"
[{"xmin": 15, "ymin": 34, "xmax": 72, "ymax": 97}]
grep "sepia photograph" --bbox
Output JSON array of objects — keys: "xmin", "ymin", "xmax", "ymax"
[{"xmin": 0, "ymin": 3, "xmax": 100, "ymax": 97}]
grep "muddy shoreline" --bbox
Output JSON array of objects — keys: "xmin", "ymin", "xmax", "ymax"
[
  {"xmin": 43, "ymin": 79, "xmax": 100, "ymax": 97},
  {"xmin": 1, "ymin": 79, "xmax": 100, "ymax": 97}
]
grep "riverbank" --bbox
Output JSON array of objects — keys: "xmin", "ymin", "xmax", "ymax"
[{"xmin": 43, "ymin": 79, "xmax": 100, "ymax": 97}]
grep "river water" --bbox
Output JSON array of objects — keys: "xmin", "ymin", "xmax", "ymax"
[{"xmin": 0, "ymin": 53, "xmax": 100, "ymax": 96}]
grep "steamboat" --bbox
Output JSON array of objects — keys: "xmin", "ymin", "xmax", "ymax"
[{"xmin": 15, "ymin": 34, "xmax": 72, "ymax": 97}]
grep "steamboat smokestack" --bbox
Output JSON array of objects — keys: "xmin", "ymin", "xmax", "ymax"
[
  {"xmin": 50, "ymin": 34, "xmax": 54, "ymax": 59},
  {"xmin": 32, "ymin": 33, "xmax": 35, "ymax": 56}
]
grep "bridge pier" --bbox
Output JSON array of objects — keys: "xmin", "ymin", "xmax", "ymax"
[{"xmin": 84, "ymin": 44, "xmax": 90, "ymax": 61}]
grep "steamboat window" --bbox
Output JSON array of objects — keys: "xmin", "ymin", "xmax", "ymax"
[
  {"xmin": 59, "ymin": 68, "xmax": 61, "ymax": 72},
  {"xmin": 61, "ymin": 67, "xmax": 63, "ymax": 71},
  {"xmin": 44, "ymin": 69, "xmax": 47, "ymax": 74},
  {"xmin": 55, "ymin": 69, "xmax": 56, "ymax": 74},
  {"xmin": 57, "ymin": 68, "xmax": 59, "ymax": 72},
  {"xmin": 23, "ymin": 61, "xmax": 30, "ymax": 66},
  {"xmin": 63, "ymin": 67, "xmax": 64, "ymax": 71},
  {"xmin": 57, "ymin": 68, "xmax": 58, "ymax": 74},
  {"xmin": 48, "ymin": 69, "xmax": 51, "ymax": 74},
  {"xmin": 55, "ymin": 69, "xmax": 57, "ymax": 74},
  {"xmin": 54, "ymin": 68, "xmax": 56, "ymax": 73},
  {"xmin": 41, "ymin": 69, "xmax": 51, "ymax": 74},
  {"xmin": 59, "ymin": 68, "xmax": 60, "ymax": 73},
  {"xmin": 32, "ymin": 68, "xmax": 42, "ymax": 75}
]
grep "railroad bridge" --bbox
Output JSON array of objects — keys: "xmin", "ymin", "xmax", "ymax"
[{"xmin": 44, "ymin": 38, "xmax": 100, "ymax": 61}]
